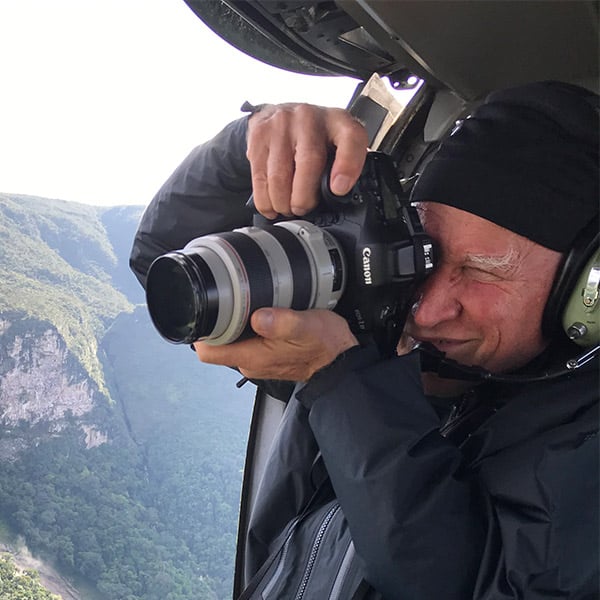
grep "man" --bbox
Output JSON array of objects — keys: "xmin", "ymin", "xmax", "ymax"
[{"xmin": 131, "ymin": 81, "xmax": 598, "ymax": 599}]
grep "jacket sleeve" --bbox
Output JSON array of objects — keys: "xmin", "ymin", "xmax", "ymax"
[
  {"xmin": 130, "ymin": 116, "xmax": 253, "ymax": 288},
  {"xmin": 296, "ymin": 346, "xmax": 486, "ymax": 600}
]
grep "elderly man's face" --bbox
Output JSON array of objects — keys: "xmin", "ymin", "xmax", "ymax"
[{"xmin": 401, "ymin": 203, "xmax": 563, "ymax": 397}]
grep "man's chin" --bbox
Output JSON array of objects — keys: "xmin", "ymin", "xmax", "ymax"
[
  {"xmin": 420, "ymin": 371, "xmax": 477, "ymax": 398},
  {"xmin": 399, "ymin": 332, "xmax": 483, "ymax": 397}
]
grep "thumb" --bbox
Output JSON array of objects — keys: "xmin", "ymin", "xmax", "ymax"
[
  {"xmin": 251, "ymin": 307, "xmax": 306, "ymax": 340},
  {"xmin": 329, "ymin": 173, "xmax": 354, "ymax": 196},
  {"xmin": 250, "ymin": 308, "xmax": 276, "ymax": 337}
]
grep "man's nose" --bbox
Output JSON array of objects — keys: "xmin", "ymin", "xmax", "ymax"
[{"xmin": 411, "ymin": 267, "xmax": 462, "ymax": 328}]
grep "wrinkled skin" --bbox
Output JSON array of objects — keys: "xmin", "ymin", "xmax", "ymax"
[
  {"xmin": 400, "ymin": 203, "xmax": 562, "ymax": 396},
  {"xmin": 194, "ymin": 103, "xmax": 562, "ymax": 392}
]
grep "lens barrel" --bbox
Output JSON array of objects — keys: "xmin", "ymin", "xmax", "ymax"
[{"xmin": 145, "ymin": 221, "xmax": 346, "ymax": 345}]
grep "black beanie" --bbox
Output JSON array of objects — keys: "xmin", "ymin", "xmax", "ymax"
[{"xmin": 410, "ymin": 81, "xmax": 599, "ymax": 252}]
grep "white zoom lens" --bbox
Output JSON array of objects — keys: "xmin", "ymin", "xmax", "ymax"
[{"xmin": 145, "ymin": 220, "xmax": 346, "ymax": 345}]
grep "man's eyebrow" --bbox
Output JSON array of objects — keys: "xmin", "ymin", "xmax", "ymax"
[{"xmin": 464, "ymin": 247, "xmax": 521, "ymax": 271}]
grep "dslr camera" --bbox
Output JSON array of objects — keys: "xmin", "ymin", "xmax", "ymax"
[{"xmin": 145, "ymin": 152, "xmax": 434, "ymax": 357}]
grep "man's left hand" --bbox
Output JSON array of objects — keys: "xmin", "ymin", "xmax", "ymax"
[{"xmin": 193, "ymin": 308, "xmax": 359, "ymax": 381}]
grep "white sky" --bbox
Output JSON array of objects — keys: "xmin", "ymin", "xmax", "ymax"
[{"xmin": 0, "ymin": 0, "xmax": 361, "ymax": 206}]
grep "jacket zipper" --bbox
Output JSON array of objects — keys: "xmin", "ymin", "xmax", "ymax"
[
  {"xmin": 327, "ymin": 540, "xmax": 356, "ymax": 600},
  {"xmin": 260, "ymin": 515, "xmax": 301, "ymax": 598},
  {"xmin": 294, "ymin": 503, "xmax": 341, "ymax": 600}
]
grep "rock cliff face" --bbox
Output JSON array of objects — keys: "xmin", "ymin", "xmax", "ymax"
[
  {"xmin": 0, "ymin": 320, "xmax": 94, "ymax": 424},
  {"xmin": 0, "ymin": 196, "xmax": 142, "ymax": 461},
  {"xmin": 0, "ymin": 315, "xmax": 107, "ymax": 459}
]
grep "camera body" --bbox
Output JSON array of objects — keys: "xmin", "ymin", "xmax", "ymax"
[
  {"xmin": 306, "ymin": 151, "xmax": 434, "ymax": 355},
  {"xmin": 145, "ymin": 152, "xmax": 434, "ymax": 357}
]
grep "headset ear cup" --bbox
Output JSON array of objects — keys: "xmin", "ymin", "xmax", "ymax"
[
  {"xmin": 561, "ymin": 247, "xmax": 600, "ymax": 346},
  {"xmin": 543, "ymin": 222, "xmax": 599, "ymax": 345}
]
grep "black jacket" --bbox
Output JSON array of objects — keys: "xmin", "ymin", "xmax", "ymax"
[{"xmin": 130, "ymin": 116, "xmax": 599, "ymax": 599}]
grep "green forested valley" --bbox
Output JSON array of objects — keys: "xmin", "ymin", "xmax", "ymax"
[{"xmin": 0, "ymin": 194, "xmax": 254, "ymax": 599}]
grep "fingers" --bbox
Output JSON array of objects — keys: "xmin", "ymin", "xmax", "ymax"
[
  {"xmin": 328, "ymin": 119, "xmax": 369, "ymax": 196},
  {"xmin": 289, "ymin": 139, "xmax": 328, "ymax": 216},
  {"xmin": 252, "ymin": 119, "xmax": 296, "ymax": 218},
  {"xmin": 193, "ymin": 308, "xmax": 359, "ymax": 381},
  {"xmin": 247, "ymin": 103, "xmax": 368, "ymax": 218}
]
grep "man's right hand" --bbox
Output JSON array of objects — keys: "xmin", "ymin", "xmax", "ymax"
[{"xmin": 246, "ymin": 103, "xmax": 369, "ymax": 219}]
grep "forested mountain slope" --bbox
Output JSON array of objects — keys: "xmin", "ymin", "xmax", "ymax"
[{"xmin": 0, "ymin": 194, "xmax": 254, "ymax": 599}]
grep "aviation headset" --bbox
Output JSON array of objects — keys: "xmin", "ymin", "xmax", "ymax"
[
  {"xmin": 544, "ymin": 219, "xmax": 599, "ymax": 348},
  {"xmin": 542, "ymin": 88, "xmax": 599, "ymax": 354}
]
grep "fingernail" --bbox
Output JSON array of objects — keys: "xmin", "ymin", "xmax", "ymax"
[
  {"xmin": 331, "ymin": 174, "xmax": 352, "ymax": 196},
  {"xmin": 253, "ymin": 309, "xmax": 274, "ymax": 332},
  {"xmin": 290, "ymin": 205, "xmax": 308, "ymax": 216}
]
